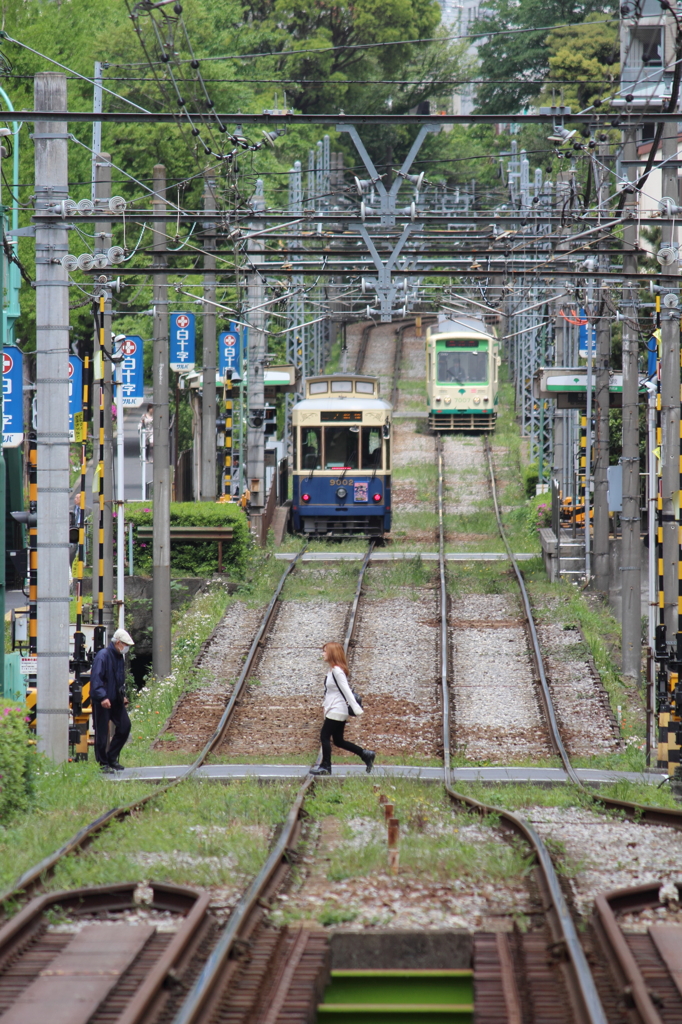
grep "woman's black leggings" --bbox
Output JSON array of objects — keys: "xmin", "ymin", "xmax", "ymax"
[{"xmin": 320, "ymin": 717, "xmax": 364, "ymax": 765}]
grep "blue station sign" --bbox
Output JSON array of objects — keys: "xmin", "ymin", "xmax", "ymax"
[
  {"xmin": 170, "ymin": 312, "xmax": 196, "ymax": 372},
  {"xmin": 119, "ymin": 336, "xmax": 145, "ymax": 407},
  {"xmin": 219, "ymin": 323, "xmax": 243, "ymax": 381},
  {"xmin": 2, "ymin": 345, "xmax": 23, "ymax": 448},
  {"xmin": 578, "ymin": 309, "xmax": 596, "ymax": 358}
]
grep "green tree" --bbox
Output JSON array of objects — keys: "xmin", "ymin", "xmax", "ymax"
[
  {"xmin": 471, "ymin": 0, "xmax": 615, "ymax": 114},
  {"xmin": 541, "ymin": 15, "xmax": 619, "ymax": 111}
]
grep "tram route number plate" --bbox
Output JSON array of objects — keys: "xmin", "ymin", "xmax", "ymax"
[
  {"xmin": 354, "ymin": 483, "xmax": 368, "ymax": 502},
  {"xmin": 20, "ymin": 656, "xmax": 37, "ymax": 678}
]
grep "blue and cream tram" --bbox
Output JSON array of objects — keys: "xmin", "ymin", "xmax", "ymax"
[
  {"xmin": 426, "ymin": 315, "xmax": 500, "ymax": 432},
  {"xmin": 291, "ymin": 374, "xmax": 392, "ymax": 537}
]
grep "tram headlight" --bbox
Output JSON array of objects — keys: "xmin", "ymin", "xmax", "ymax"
[
  {"xmin": 302, "ymin": 493, "xmax": 311, "ymax": 503},
  {"xmin": 336, "ymin": 487, "xmax": 347, "ymax": 499}
]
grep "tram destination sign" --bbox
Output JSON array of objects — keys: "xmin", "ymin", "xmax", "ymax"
[{"xmin": 320, "ymin": 411, "xmax": 363, "ymax": 422}]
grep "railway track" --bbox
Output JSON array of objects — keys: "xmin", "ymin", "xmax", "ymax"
[
  {"xmin": 4, "ymin": 320, "xmax": 682, "ymax": 1022},
  {"xmin": 0, "ymin": 548, "xmax": 372, "ymax": 1020},
  {"xmin": 0, "ymin": 547, "xmax": 314, "ymax": 910}
]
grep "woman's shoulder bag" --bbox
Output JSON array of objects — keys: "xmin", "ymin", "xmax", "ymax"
[{"xmin": 331, "ymin": 666, "xmax": 363, "ymax": 717}]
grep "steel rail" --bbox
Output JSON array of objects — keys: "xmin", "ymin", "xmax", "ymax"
[
  {"xmin": 0, "ymin": 882, "xmax": 212, "ymax": 1024},
  {"xmin": 0, "ymin": 547, "xmax": 310, "ymax": 908},
  {"xmin": 484, "ymin": 438, "xmax": 682, "ymax": 830},
  {"xmin": 343, "ymin": 542, "xmax": 375, "ymax": 655},
  {"xmin": 392, "ymin": 325, "xmax": 405, "ymax": 410},
  {"xmin": 354, "ymin": 323, "xmax": 372, "ymax": 374},
  {"xmin": 437, "ymin": 439, "xmax": 452, "ymax": 777},
  {"xmin": 484, "ymin": 440, "xmax": 581, "ymax": 782},
  {"xmin": 437, "ymin": 438, "xmax": 608, "ymax": 1024},
  {"xmin": 592, "ymin": 881, "xmax": 682, "ymax": 1024},
  {"xmin": 172, "ymin": 776, "xmax": 314, "ymax": 1024}
]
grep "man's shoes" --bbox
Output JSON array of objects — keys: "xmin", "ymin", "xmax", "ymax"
[
  {"xmin": 99, "ymin": 764, "xmax": 115, "ymax": 774},
  {"xmin": 309, "ymin": 764, "xmax": 332, "ymax": 776},
  {"xmin": 361, "ymin": 749, "xmax": 376, "ymax": 773},
  {"xmin": 109, "ymin": 762, "xmax": 125, "ymax": 772}
]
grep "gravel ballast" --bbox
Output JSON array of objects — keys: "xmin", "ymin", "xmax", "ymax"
[
  {"xmin": 450, "ymin": 592, "xmax": 551, "ymax": 762},
  {"xmin": 157, "ymin": 601, "xmax": 264, "ymax": 752},
  {"xmin": 217, "ymin": 598, "xmax": 349, "ymax": 757},
  {"xmin": 349, "ymin": 578, "xmax": 441, "ymax": 759},
  {"xmin": 525, "ymin": 805, "xmax": 682, "ymax": 920}
]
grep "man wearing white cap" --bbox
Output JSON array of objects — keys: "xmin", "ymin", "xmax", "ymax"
[{"xmin": 90, "ymin": 628, "xmax": 135, "ymax": 773}]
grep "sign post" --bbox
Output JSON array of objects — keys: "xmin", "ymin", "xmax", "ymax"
[
  {"xmin": 120, "ymin": 336, "xmax": 144, "ymax": 408},
  {"xmin": 219, "ymin": 328, "xmax": 242, "ymax": 381},
  {"xmin": 170, "ymin": 312, "xmax": 196, "ymax": 372},
  {"xmin": 68, "ymin": 355, "xmax": 83, "ymax": 442},
  {"xmin": 2, "ymin": 345, "xmax": 23, "ymax": 447}
]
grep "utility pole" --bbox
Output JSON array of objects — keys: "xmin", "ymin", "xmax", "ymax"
[
  {"xmin": 95, "ymin": 152, "xmax": 114, "ymax": 634},
  {"xmin": 659, "ymin": 121, "xmax": 680, "ymax": 644},
  {"xmin": 593, "ymin": 139, "xmax": 612, "ymax": 596},
  {"xmin": 33, "ymin": 72, "xmax": 71, "ymax": 761},
  {"xmin": 152, "ymin": 164, "xmax": 171, "ymax": 678},
  {"xmin": 201, "ymin": 169, "xmax": 217, "ymax": 500},
  {"xmin": 247, "ymin": 182, "xmax": 266, "ymax": 511},
  {"xmin": 593, "ymin": 296, "xmax": 611, "ymax": 595},
  {"xmin": 91, "ymin": 61, "xmax": 102, "ymax": 203},
  {"xmin": 621, "ymin": 128, "xmax": 641, "ymax": 686}
]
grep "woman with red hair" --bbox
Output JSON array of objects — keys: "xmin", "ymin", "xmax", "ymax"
[{"xmin": 309, "ymin": 642, "xmax": 376, "ymax": 776}]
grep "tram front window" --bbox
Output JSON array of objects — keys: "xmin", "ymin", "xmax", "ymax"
[
  {"xmin": 361, "ymin": 427, "xmax": 382, "ymax": 470},
  {"xmin": 300, "ymin": 427, "xmax": 321, "ymax": 470},
  {"xmin": 437, "ymin": 350, "xmax": 488, "ymax": 384},
  {"xmin": 324, "ymin": 426, "xmax": 359, "ymax": 470}
]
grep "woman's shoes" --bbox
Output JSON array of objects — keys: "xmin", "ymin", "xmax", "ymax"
[
  {"xmin": 310, "ymin": 764, "xmax": 332, "ymax": 776},
  {"xmin": 361, "ymin": 749, "xmax": 376, "ymax": 773}
]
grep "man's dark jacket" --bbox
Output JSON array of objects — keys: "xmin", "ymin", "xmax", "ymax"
[{"xmin": 90, "ymin": 641, "xmax": 126, "ymax": 703}]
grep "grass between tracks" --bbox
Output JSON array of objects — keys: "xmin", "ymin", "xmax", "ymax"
[
  {"xmin": 450, "ymin": 779, "xmax": 680, "ymax": 812},
  {"xmin": 42, "ymin": 778, "xmax": 296, "ymax": 897},
  {"xmin": 0, "ymin": 763, "xmax": 152, "ymax": 903},
  {"xmin": 270, "ymin": 778, "xmax": 532, "ymax": 929}
]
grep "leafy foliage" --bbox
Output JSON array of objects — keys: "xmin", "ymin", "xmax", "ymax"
[
  {"xmin": 471, "ymin": 0, "xmax": 615, "ymax": 114},
  {"xmin": 0, "ymin": 700, "xmax": 33, "ymax": 821},
  {"xmin": 541, "ymin": 15, "xmax": 620, "ymax": 112},
  {"xmin": 126, "ymin": 501, "xmax": 251, "ymax": 577}
]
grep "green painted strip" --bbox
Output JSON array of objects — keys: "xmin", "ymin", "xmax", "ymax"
[
  {"xmin": 318, "ymin": 1003, "xmax": 473, "ymax": 1012},
  {"xmin": 331, "ymin": 971, "xmax": 473, "ymax": 978}
]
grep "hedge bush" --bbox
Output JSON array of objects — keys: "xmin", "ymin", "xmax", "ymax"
[
  {"xmin": 0, "ymin": 700, "xmax": 33, "ymax": 821},
  {"xmin": 124, "ymin": 501, "xmax": 251, "ymax": 577}
]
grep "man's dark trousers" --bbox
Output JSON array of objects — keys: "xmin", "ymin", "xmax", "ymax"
[{"xmin": 93, "ymin": 699, "xmax": 131, "ymax": 766}]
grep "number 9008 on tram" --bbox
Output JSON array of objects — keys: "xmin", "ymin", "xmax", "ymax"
[{"xmin": 291, "ymin": 374, "xmax": 392, "ymax": 537}]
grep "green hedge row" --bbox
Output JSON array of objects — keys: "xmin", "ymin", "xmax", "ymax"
[
  {"xmin": 0, "ymin": 700, "xmax": 33, "ymax": 821},
  {"xmin": 124, "ymin": 502, "xmax": 251, "ymax": 577}
]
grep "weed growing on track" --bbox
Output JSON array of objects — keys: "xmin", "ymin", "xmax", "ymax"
[
  {"xmin": 365, "ymin": 560, "xmax": 433, "ymax": 599},
  {"xmin": 522, "ymin": 561, "xmax": 646, "ymax": 767},
  {"xmin": 282, "ymin": 562, "xmax": 360, "ymax": 603},
  {"xmin": 452, "ymin": 779, "xmax": 680, "ymax": 812},
  {"xmin": 306, "ymin": 779, "xmax": 532, "ymax": 885},
  {"xmin": 124, "ymin": 582, "xmax": 233, "ymax": 763},
  {"xmin": 47, "ymin": 779, "xmax": 297, "ymax": 893},
  {"xmin": 0, "ymin": 762, "xmax": 151, "ymax": 900},
  {"xmin": 393, "ymin": 461, "xmax": 438, "ymax": 501},
  {"xmin": 447, "ymin": 560, "xmax": 518, "ymax": 598}
]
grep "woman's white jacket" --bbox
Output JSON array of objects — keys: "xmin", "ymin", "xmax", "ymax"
[{"xmin": 323, "ymin": 666, "xmax": 363, "ymax": 722}]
